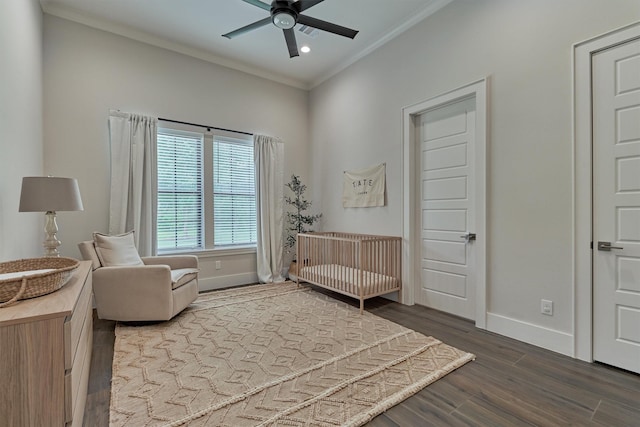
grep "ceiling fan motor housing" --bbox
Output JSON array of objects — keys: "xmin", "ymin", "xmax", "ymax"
[{"xmin": 271, "ymin": 1, "xmax": 298, "ymax": 29}]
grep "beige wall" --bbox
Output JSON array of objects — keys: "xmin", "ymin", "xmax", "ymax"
[
  {"xmin": 16, "ymin": 0, "xmax": 640, "ymax": 356},
  {"xmin": 43, "ymin": 15, "xmax": 309, "ymax": 289},
  {"xmin": 309, "ymin": 0, "xmax": 640, "ymax": 354},
  {"xmin": 0, "ymin": 0, "xmax": 44, "ymax": 261}
]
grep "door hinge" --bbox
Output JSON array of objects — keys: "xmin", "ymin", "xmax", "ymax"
[{"xmin": 590, "ymin": 241, "xmax": 593, "ymax": 249}]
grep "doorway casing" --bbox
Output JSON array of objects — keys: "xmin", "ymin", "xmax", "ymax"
[
  {"xmin": 402, "ymin": 78, "xmax": 488, "ymax": 329},
  {"xmin": 573, "ymin": 21, "xmax": 640, "ymax": 362}
]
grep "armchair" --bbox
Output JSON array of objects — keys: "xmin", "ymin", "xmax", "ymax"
[{"xmin": 78, "ymin": 240, "xmax": 199, "ymax": 321}]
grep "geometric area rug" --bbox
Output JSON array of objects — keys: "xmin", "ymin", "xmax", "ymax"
[{"xmin": 110, "ymin": 282, "xmax": 475, "ymax": 426}]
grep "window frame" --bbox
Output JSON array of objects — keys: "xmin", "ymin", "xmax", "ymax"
[{"xmin": 156, "ymin": 123, "xmax": 257, "ymax": 256}]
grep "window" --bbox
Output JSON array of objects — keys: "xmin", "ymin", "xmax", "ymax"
[
  {"xmin": 157, "ymin": 131, "xmax": 204, "ymax": 252},
  {"xmin": 156, "ymin": 126, "xmax": 256, "ymax": 254},
  {"xmin": 213, "ymin": 138, "xmax": 256, "ymax": 246}
]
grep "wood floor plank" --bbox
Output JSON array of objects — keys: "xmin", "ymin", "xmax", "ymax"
[
  {"xmin": 382, "ymin": 400, "xmax": 438, "ymax": 426},
  {"xmin": 431, "ymin": 365, "xmax": 486, "ymax": 399},
  {"xmin": 473, "ymin": 387, "xmax": 571, "ymax": 427},
  {"xmin": 592, "ymin": 399, "xmax": 640, "ymax": 427},
  {"xmin": 415, "ymin": 378, "xmax": 473, "ymax": 413},
  {"xmin": 453, "ymin": 397, "xmax": 534, "ymax": 427},
  {"xmin": 86, "ymin": 345, "xmax": 114, "ymax": 394},
  {"xmin": 362, "ymin": 413, "xmax": 399, "ymax": 427},
  {"xmin": 84, "ymin": 290, "xmax": 640, "ymax": 426},
  {"xmin": 82, "ymin": 389, "xmax": 110, "ymax": 427},
  {"xmin": 515, "ymin": 352, "xmax": 640, "ymax": 410},
  {"xmin": 590, "ymin": 362, "xmax": 640, "ymax": 392},
  {"xmin": 397, "ymin": 392, "xmax": 472, "ymax": 427},
  {"xmin": 469, "ymin": 357, "xmax": 601, "ymax": 416}
]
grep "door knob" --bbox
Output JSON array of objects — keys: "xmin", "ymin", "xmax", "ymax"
[
  {"xmin": 597, "ymin": 241, "xmax": 623, "ymax": 251},
  {"xmin": 460, "ymin": 232, "xmax": 476, "ymax": 242}
]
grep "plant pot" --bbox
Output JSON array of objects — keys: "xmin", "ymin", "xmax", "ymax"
[{"xmin": 288, "ymin": 260, "xmax": 298, "ymax": 281}]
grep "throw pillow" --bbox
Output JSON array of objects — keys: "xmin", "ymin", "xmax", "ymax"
[{"xmin": 93, "ymin": 231, "xmax": 144, "ymax": 267}]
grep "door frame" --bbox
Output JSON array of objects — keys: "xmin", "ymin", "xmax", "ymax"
[
  {"xmin": 402, "ymin": 78, "xmax": 488, "ymax": 328},
  {"xmin": 573, "ymin": 21, "xmax": 640, "ymax": 362}
]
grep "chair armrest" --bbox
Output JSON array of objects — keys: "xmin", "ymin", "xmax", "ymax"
[
  {"xmin": 142, "ymin": 255, "xmax": 199, "ymax": 270},
  {"xmin": 93, "ymin": 265, "xmax": 172, "ymax": 285},
  {"xmin": 92, "ymin": 265, "xmax": 174, "ymax": 321}
]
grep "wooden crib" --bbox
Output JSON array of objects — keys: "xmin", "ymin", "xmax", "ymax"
[{"xmin": 296, "ymin": 232, "xmax": 402, "ymax": 313}]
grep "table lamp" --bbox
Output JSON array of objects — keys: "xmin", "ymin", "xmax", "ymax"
[{"xmin": 19, "ymin": 176, "xmax": 84, "ymax": 257}]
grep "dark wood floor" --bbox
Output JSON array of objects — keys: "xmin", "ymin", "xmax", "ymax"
[{"xmin": 83, "ymin": 286, "xmax": 640, "ymax": 426}]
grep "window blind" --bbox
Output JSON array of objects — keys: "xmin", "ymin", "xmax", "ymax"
[
  {"xmin": 156, "ymin": 131, "xmax": 203, "ymax": 252},
  {"xmin": 213, "ymin": 137, "xmax": 256, "ymax": 246}
]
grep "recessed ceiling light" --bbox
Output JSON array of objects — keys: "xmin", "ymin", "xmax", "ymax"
[{"xmin": 301, "ymin": 45, "xmax": 311, "ymax": 53}]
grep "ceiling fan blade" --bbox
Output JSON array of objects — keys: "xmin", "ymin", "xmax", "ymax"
[
  {"xmin": 222, "ymin": 17, "xmax": 271, "ymax": 39},
  {"xmin": 240, "ymin": 0, "xmax": 270, "ymax": 11},
  {"xmin": 293, "ymin": 0, "xmax": 324, "ymax": 13},
  {"xmin": 296, "ymin": 15, "xmax": 358, "ymax": 39},
  {"xmin": 283, "ymin": 28, "xmax": 299, "ymax": 58}
]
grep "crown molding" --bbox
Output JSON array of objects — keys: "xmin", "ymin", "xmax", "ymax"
[
  {"xmin": 41, "ymin": 0, "xmax": 453, "ymax": 91},
  {"xmin": 41, "ymin": 2, "xmax": 309, "ymax": 90}
]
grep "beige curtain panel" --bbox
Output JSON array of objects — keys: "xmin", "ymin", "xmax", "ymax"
[
  {"xmin": 107, "ymin": 110, "xmax": 158, "ymax": 256},
  {"xmin": 254, "ymin": 134, "xmax": 285, "ymax": 283}
]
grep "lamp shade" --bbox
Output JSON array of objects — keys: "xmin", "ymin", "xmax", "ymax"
[{"xmin": 19, "ymin": 177, "xmax": 84, "ymax": 212}]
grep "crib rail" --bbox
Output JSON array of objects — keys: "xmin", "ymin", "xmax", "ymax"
[{"xmin": 296, "ymin": 232, "xmax": 402, "ymax": 313}]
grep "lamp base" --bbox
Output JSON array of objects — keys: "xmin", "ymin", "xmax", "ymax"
[{"xmin": 43, "ymin": 211, "xmax": 61, "ymax": 257}]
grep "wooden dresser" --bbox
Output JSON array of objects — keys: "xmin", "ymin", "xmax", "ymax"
[{"xmin": 0, "ymin": 261, "xmax": 93, "ymax": 426}]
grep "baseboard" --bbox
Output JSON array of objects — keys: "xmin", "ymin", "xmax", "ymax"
[
  {"xmin": 198, "ymin": 272, "xmax": 259, "ymax": 292},
  {"xmin": 486, "ymin": 312, "xmax": 574, "ymax": 357}
]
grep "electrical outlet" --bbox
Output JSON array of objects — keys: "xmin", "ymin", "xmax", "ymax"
[
  {"xmin": 541, "ymin": 299, "xmax": 553, "ymax": 316},
  {"xmin": 215, "ymin": 260, "xmax": 221, "ymax": 270}
]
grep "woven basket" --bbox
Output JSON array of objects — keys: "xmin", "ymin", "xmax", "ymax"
[{"xmin": 0, "ymin": 257, "xmax": 79, "ymax": 308}]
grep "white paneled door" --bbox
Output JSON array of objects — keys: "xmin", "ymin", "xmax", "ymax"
[
  {"xmin": 593, "ymin": 38, "xmax": 640, "ymax": 374},
  {"xmin": 417, "ymin": 97, "xmax": 476, "ymax": 320}
]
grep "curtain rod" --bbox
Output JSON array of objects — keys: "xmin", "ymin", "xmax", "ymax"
[{"xmin": 158, "ymin": 117, "xmax": 253, "ymax": 136}]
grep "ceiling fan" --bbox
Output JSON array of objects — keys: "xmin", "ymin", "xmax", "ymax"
[{"xmin": 222, "ymin": 0, "xmax": 359, "ymax": 58}]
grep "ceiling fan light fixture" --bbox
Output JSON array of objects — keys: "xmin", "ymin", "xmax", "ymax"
[
  {"xmin": 224, "ymin": 0, "xmax": 359, "ymax": 59},
  {"xmin": 300, "ymin": 45, "xmax": 311, "ymax": 53},
  {"xmin": 272, "ymin": 9, "xmax": 297, "ymax": 29}
]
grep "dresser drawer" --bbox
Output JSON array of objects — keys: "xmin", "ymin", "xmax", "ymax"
[
  {"xmin": 64, "ymin": 272, "xmax": 92, "ymax": 370},
  {"xmin": 65, "ymin": 299, "xmax": 93, "ymax": 424}
]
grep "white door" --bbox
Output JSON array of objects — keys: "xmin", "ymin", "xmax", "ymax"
[
  {"xmin": 593, "ymin": 38, "xmax": 640, "ymax": 374},
  {"xmin": 416, "ymin": 97, "xmax": 476, "ymax": 320}
]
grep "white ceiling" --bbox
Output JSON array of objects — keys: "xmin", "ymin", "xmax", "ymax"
[{"xmin": 40, "ymin": 0, "xmax": 452, "ymax": 89}]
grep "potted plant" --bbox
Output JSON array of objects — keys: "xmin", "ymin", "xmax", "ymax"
[{"xmin": 284, "ymin": 174, "xmax": 322, "ymax": 280}]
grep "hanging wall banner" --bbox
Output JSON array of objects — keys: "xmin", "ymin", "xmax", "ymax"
[{"xmin": 343, "ymin": 163, "xmax": 386, "ymax": 208}]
